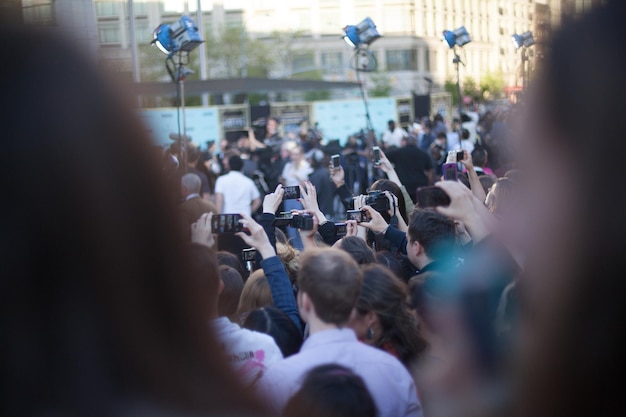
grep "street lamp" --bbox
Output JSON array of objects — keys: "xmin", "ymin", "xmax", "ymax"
[
  {"xmin": 151, "ymin": 15, "xmax": 203, "ymax": 173},
  {"xmin": 512, "ymin": 31, "xmax": 535, "ymax": 95},
  {"xmin": 342, "ymin": 17, "xmax": 382, "ymax": 142}
]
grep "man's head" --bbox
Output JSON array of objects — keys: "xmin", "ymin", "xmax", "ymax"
[
  {"xmin": 181, "ymin": 173, "xmax": 202, "ymax": 199},
  {"xmin": 388, "ymin": 120, "xmax": 396, "ymax": 131},
  {"xmin": 297, "ymin": 248, "xmax": 363, "ymax": 326},
  {"xmin": 218, "ymin": 265, "xmax": 244, "ymax": 321},
  {"xmin": 435, "ymin": 132, "xmax": 447, "ymax": 146},
  {"xmin": 406, "ymin": 209, "xmax": 456, "ymax": 270},
  {"xmin": 266, "ymin": 117, "xmax": 279, "ymax": 136},
  {"xmin": 227, "ymin": 154, "xmax": 243, "ymax": 172}
]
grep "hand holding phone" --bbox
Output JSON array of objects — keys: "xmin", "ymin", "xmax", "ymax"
[{"xmin": 372, "ymin": 146, "xmax": 381, "ymax": 166}]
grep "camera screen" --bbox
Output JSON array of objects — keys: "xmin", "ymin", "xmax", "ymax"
[
  {"xmin": 283, "ymin": 186, "xmax": 301, "ymax": 200},
  {"xmin": 211, "ymin": 214, "xmax": 243, "ymax": 234}
]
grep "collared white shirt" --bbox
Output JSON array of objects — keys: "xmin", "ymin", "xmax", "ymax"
[
  {"xmin": 214, "ymin": 170, "xmax": 260, "ymax": 216},
  {"xmin": 257, "ymin": 328, "xmax": 422, "ymax": 417}
]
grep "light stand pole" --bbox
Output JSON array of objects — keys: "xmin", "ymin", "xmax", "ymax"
[
  {"xmin": 452, "ymin": 46, "xmax": 467, "ymax": 150},
  {"xmin": 354, "ymin": 47, "xmax": 376, "ymax": 145},
  {"xmin": 167, "ymin": 51, "xmax": 193, "ymax": 173},
  {"xmin": 521, "ymin": 46, "xmax": 529, "ymax": 96}
]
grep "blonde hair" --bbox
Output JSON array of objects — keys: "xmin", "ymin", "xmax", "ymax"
[
  {"xmin": 276, "ymin": 242, "xmax": 300, "ymax": 285},
  {"xmin": 236, "ymin": 269, "xmax": 273, "ymax": 324}
]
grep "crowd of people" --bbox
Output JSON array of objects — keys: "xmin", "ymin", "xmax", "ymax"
[{"xmin": 4, "ymin": 2, "xmax": 626, "ymax": 416}]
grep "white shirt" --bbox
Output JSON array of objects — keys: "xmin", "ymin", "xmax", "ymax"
[
  {"xmin": 258, "ymin": 328, "xmax": 422, "ymax": 417},
  {"xmin": 382, "ymin": 127, "xmax": 408, "ymax": 148},
  {"xmin": 281, "ymin": 161, "xmax": 312, "ymax": 187},
  {"xmin": 211, "ymin": 317, "xmax": 283, "ymax": 387},
  {"xmin": 214, "ymin": 170, "xmax": 260, "ymax": 216}
]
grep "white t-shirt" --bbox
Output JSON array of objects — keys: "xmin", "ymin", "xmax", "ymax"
[
  {"xmin": 212, "ymin": 317, "xmax": 283, "ymax": 387},
  {"xmin": 214, "ymin": 170, "xmax": 260, "ymax": 216},
  {"xmin": 382, "ymin": 127, "xmax": 408, "ymax": 148},
  {"xmin": 281, "ymin": 161, "xmax": 312, "ymax": 187}
]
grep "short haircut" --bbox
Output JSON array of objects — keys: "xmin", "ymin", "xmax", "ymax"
[
  {"xmin": 218, "ymin": 265, "xmax": 244, "ymax": 319},
  {"xmin": 283, "ymin": 364, "xmax": 377, "ymax": 417},
  {"xmin": 338, "ymin": 236, "xmax": 376, "ymax": 265},
  {"xmin": 407, "ymin": 209, "xmax": 456, "ymax": 260},
  {"xmin": 181, "ymin": 173, "xmax": 202, "ymax": 194},
  {"xmin": 471, "ymin": 146, "xmax": 488, "ymax": 167},
  {"xmin": 217, "ymin": 251, "xmax": 248, "ymax": 281},
  {"xmin": 228, "ymin": 155, "xmax": 243, "ymax": 171},
  {"xmin": 375, "ymin": 251, "xmax": 404, "ymax": 280},
  {"xmin": 297, "ymin": 248, "xmax": 363, "ymax": 325},
  {"xmin": 436, "ymin": 132, "xmax": 447, "ymax": 140},
  {"xmin": 243, "ymin": 306, "xmax": 303, "ymax": 357}
]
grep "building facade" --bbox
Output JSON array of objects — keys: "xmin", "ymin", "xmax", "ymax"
[{"xmin": 22, "ymin": 0, "xmax": 602, "ymax": 98}]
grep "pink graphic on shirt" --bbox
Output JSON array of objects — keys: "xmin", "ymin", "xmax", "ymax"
[{"xmin": 237, "ymin": 350, "xmax": 267, "ymax": 383}]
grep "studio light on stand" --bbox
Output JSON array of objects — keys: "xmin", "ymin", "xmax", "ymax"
[
  {"xmin": 343, "ymin": 17, "xmax": 381, "ymax": 141},
  {"xmin": 152, "ymin": 15, "xmax": 203, "ymax": 172},
  {"xmin": 512, "ymin": 31, "xmax": 535, "ymax": 96},
  {"xmin": 443, "ymin": 26, "xmax": 471, "ymax": 150}
]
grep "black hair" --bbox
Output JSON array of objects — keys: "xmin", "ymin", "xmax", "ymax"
[
  {"xmin": 339, "ymin": 236, "xmax": 376, "ymax": 265},
  {"xmin": 375, "ymin": 251, "xmax": 404, "ymax": 280},
  {"xmin": 227, "ymin": 154, "xmax": 244, "ymax": 171},
  {"xmin": 436, "ymin": 132, "xmax": 447, "ymax": 140},
  {"xmin": 283, "ymin": 364, "xmax": 377, "ymax": 417},
  {"xmin": 407, "ymin": 209, "xmax": 456, "ymax": 260},
  {"xmin": 471, "ymin": 146, "xmax": 488, "ymax": 167},
  {"xmin": 242, "ymin": 306, "xmax": 303, "ymax": 358}
]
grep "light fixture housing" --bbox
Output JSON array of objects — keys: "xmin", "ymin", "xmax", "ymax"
[
  {"xmin": 343, "ymin": 17, "xmax": 381, "ymax": 49},
  {"xmin": 512, "ymin": 31, "xmax": 535, "ymax": 49},
  {"xmin": 442, "ymin": 26, "xmax": 471, "ymax": 48},
  {"xmin": 152, "ymin": 15, "xmax": 203, "ymax": 56}
]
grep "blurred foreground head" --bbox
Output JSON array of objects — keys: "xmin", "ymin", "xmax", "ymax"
[
  {"xmin": 0, "ymin": 27, "xmax": 262, "ymax": 416},
  {"xmin": 520, "ymin": 2, "xmax": 626, "ymax": 416}
]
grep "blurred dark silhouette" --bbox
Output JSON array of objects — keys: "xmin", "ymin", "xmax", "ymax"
[{"xmin": 0, "ymin": 27, "xmax": 264, "ymax": 417}]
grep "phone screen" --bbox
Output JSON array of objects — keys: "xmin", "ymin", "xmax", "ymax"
[
  {"xmin": 442, "ymin": 163, "xmax": 458, "ymax": 181},
  {"xmin": 416, "ymin": 186, "xmax": 451, "ymax": 208},
  {"xmin": 373, "ymin": 147, "xmax": 381, "ymax": 165},
  {"xmin": 211, "ymin": 214, "xmax": 243, "ymax": 234},
  {"xmin": 331, "ymin": 154, "xmax": 341, "ymax": 169},
  {"xmin": 283, "ymin": 186, "xmax": 301, "ymax": 200}
]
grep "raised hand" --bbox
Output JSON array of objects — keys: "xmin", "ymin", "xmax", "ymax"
[
  {"xmin": 236, "ymin": 213, "xmax": 276, "ymax": 259},
  {"xmin": 263, "ymin": 184, "xmax": 284, "ymax": 214},
  {"xmin": 191, "ymin": 212, "xmax": 215, "ymax": 248}
]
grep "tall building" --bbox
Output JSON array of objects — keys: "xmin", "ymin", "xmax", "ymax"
[{"xmin": 21, "ymin": 0, "xmax": 602, "ymax": 97}]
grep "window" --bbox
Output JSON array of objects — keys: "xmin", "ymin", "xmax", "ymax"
[
  {"xmin": 321, "ymin": 52, "xmax": 344, "ymax": 75},
  {"xmin": 385, "ymin": 49, "xmax": 417, "ymax": 71},
  {"xmin": 96, "ymin": 1, "xmax": 119, "ymax": 17},
  {"xmin": 98, "ymin": 23, "xmax": 121, "ymax": 44},
  {"xmin": 291, "ymin": 52, "xmax": 315, "ymax": 75},
  {"xmin": 135, "ymin": 22, "xmax": 151, "ymax": 44},
  {"xmin": 23, "ymin": 0, "xmax": 54, "ymax": 25}
]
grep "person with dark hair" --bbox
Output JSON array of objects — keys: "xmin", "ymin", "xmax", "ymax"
[
  {"xmin": 361, "ymin": 207, "xmax": 457, "ymax": 276},
  {"xmin": 470, "ymin": 146, "xmax": 493, "ymax": 176},
  {"xmin": 243, "ymin": 306, "xmax": 303, "ymax": 358},
  {"xmin": 258, "ymin": 248, "xmax": 422, "ymax": 417},
  {"xmin": 215, "ymin": 154, "xmax": 261, "ymax": 216},
  {"xmin": 0, "ymin": 27, "xmax": 264, "ymax": 416},
  {"xmin": 386, "ymin": 135, "xmax": 434, "ymax": 203},
  {"xmin": 283, "ymin": 364, "xmax": 378, "ymax": 417},
  {"xmin": 190, "ymin": 216, "xmax": 283, "ymax": 387},
  {"xmin": 218, "ymin": 265, "xmax": 245, "ymax": 322},
  {"xmin": 306, "ymin": 148, "xmax": 335, "ymax": 217},
  {"xmin": 336, "ymin": 236, "xmax": 377, "ymax": 265},
  {"xmin": 375, "ymin": 250, "xmax": 405, "ymax": 279},
  {"xmin": 348, "ymin": 265, "xmax": 426, "ymax": 369},
  {"xmin": 381, "ymin": 120, "xmax": 408, "ymax": 149},
  {"xmin": 185, "ymin": 143, "xmax": 214, "ymax": 199},
  {"xmin": 217, "ymin": 250, "xmax": 249, "ymax": 281},
  {"xmin": 429, "ymin": 132, "xmax": 448, "ymax": 176},
  {"xmin": 479, "ymin": 174, "xmax": 497, "ymax": 198}
]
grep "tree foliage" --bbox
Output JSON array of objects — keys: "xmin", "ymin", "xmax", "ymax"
[{"xmin": 368, "ymin": 71, "xmax": 392, "ymax": 97}]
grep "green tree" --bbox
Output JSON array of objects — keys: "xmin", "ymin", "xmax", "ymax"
[
  {"xmin": 479, "ymin": 71, "xmax": 505, "ymax": 100},
  {"xmin": 368, "ymin": 71, "xmax": 392, "ymax": 97},
  {"xmin": 444, "ymin": 77, "xmax": 460, "ymax": 106},
  {"xmin": 462, "ymin": 76, "xmax": 481, "ymax": 101}
]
